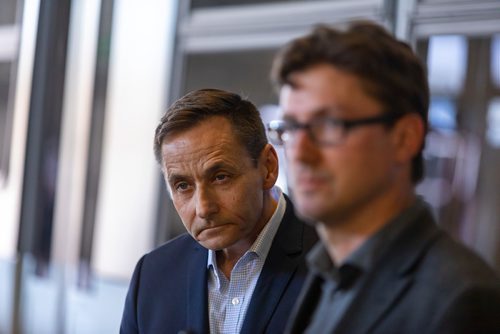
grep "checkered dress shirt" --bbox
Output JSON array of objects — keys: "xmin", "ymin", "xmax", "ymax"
[{"xmin": 207, "ymin": 188, "xmax": 286, "ymax": 334}]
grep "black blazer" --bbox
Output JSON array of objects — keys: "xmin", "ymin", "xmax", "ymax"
[
  {"xmin": 286, "ymin": 206, "xmax": 500, "ymax": 334},
  {"xmin": 121, "ymin": 196, "xmax": 317, "ymax": 334}
]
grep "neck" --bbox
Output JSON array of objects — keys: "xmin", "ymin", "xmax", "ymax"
[{"xmin": 318, "ymin": 187, "xmax": 416, "ymax": 265}]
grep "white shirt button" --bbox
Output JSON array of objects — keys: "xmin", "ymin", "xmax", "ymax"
[{"xmin": 231, "ymin": 297, "xmax": 240, "ymax": 306}]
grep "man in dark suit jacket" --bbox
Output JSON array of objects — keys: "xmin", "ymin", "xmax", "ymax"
[
  {"xmin": 120, "ymin": 89, "xmax": 317, "ymax": 334},
  {"xmin": 267, "ymin": 21, "xmax": 500, "ymax": 333}
]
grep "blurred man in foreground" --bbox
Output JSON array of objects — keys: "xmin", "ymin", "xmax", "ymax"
[
  {"xmin": 120, "ymin": 88, "xmax": 317, "ymax": 334},
  {"xmin": 268, "ymin": 21, "xmax": 500, "ymax": 333}
]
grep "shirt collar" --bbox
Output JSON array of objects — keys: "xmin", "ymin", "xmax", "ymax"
[{"xmin": 307, "ymin": 197, "xmax": 427, "ymax": 281}]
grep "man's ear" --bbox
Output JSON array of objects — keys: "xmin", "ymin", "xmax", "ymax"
[
  {"xmin": 392, "ymin": 113, "xmax": 425, "ymax": 163},
  {"xmin": 260, "ymin": 144, "xmax": 279, "ymax": 190}
]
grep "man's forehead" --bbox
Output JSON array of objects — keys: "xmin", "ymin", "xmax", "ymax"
[
  {"xmin": 162, "ymin": 139, "xmax": 230, "ymax": 164},
  {"xmin": 161, "ymin": 136, "xmax": 252, "ymax": 174},
  {"xmin": 279, "ymin": 84, "xmax": 332, "ymax": 118}
]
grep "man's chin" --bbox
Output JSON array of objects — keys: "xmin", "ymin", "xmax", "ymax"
[
  {"xmin": 294, "ymin": 201, "xmax": 326, "ymax": 225},
  {"xmin": 198, "ymin": 240, "xmax": 227, "ymax": 251},
  {"xmin": 197, "ymin": 236, "xmax": 235, "ymax": 251}
]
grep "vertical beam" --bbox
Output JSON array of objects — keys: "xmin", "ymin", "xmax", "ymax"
[
  {"xmin": 78, "ymin": 0, "xmax": 114, "ymax": 287},
  {"xmin": 13, "ymin": 0, "xmax": 72, "ymax": 332}
]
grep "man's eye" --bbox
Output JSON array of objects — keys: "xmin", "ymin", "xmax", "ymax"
[
  {"xmin": 214, "ymin": 174, "xmax": 229, "ymax": 182},
  {"xmin": 175, "ymin": 182, "xmax": 190, "ymax": 191}
]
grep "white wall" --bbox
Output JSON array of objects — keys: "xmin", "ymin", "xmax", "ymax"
[
  {"xmin": 92, "ymin": 0, "xmax": 176, "ymax": 279},
  {"xmin": 51, "ymin": 0, "xmax": 101, "ymax": 268}
]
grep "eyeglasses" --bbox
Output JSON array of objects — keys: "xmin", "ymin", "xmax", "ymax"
[{"xmin": 267, "ymin": 112, "xmax": 403, "ymax": 146}]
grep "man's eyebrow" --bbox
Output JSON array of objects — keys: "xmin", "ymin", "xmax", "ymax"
[
  {"xmin": 203, "ymin": 162, "xmax": 234, "ymax": 177},
  {"xmin": 167, "ymin": 173, "xmax": 188, "ymax": 185},
  {"xmin": 283, "ymin": 107, "xmax": 332, "ymax": 120}
]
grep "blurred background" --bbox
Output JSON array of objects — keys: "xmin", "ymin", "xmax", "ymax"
[{"xmin": 0, "ymin": 0, "xmax": 499, "ymax": 332}]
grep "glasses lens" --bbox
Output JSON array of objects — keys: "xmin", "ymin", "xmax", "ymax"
[
  {"xmin": 267, "ymin": 119, "xmax": 344, "ymax": 146},
  {"xmin": 311, "ymin": 119, "xmax": 343, "ymax": 145}
]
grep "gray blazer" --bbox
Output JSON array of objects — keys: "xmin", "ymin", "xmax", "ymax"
[{"xmin": 286, "ymin": 206, "xmax": 500, "ymax": 334}]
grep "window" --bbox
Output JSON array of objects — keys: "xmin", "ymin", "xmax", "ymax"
[
  {"xmin": 414, "ymin": 11, "xmax": 500, "ymax": 270},
  {"xmin": 0, "ymin": 1, "xmax": 21, "ymax": 186}
]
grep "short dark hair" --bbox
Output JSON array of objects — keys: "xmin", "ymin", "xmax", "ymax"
[
  {"xmin": 271, "ymin": 21, "xmax": 429, "ymax": 183},
  {"xmin": 154, "ymin": 88, "xmax": 268, "ymax": 165}
]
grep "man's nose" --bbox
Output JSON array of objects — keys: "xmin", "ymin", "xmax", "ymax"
[{"xmin": 195, "ymin": 186, "xmax": 219, "ymax": 219}]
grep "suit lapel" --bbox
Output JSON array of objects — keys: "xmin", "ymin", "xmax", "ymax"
[
  {"xmin": 285, "ymin": 273, "xmax": 324, "ymax": 334},
  {"xmin": 335, "ymin": 210, "xmax": 441, "ymax": 334},
  {"xmin": 186, "ymin": 243, "xmax": 209, "ymax": 333},
  {"xmin": 240, "ymin": 196, "xmax": 307, "ymax": 334},
  {"xmin": 335, "ymin": 269, "xmax": 414, "ymax": 334}
]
